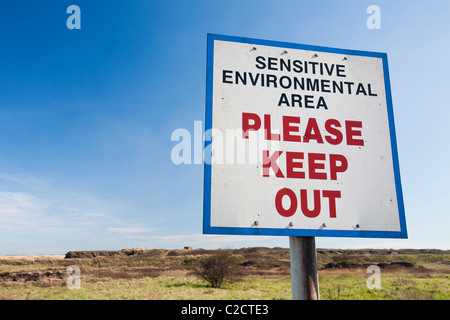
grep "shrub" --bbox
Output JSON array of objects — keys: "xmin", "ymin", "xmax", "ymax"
[{"xmin": 193, "ymin": 250, "xmax": 239, "ymax": 288}]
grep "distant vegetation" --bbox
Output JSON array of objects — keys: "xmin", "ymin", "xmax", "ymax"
[
  {"xmin": 193, "ymin": 250, "xmax": 240, "ymax": 288},
  {"xmin": 0, "ymin": 247, "xmax": 448, "ymax": 300}
]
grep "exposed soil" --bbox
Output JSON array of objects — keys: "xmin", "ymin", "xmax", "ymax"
[{"xmin": 0, "ymin": 270, "xmax": 67, "ymax": 284}]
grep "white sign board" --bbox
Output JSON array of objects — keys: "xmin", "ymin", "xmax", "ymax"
[{"xmin": 203, "ymin": 34, "xmax": 407, "ymax": 238}]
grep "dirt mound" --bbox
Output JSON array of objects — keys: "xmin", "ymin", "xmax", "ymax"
[
  {"xmin": 322, "ymin": 261, "xmax": 415, "ymax": 270},
  {"xmin": 377, "ymin": 262, "xmax": 415, "ymax": 269},
  {"xmin": 65, "ymin": 250, "xmax": 121, "ymax": 259},
  {"xmin": 64, "ymin": 248, "xmax": 164, "ymax": 259},
  {"xmin": 0, "ymin": 270, "xmax": 66, "ymax": 283}
]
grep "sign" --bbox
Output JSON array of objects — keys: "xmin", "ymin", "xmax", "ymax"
[{"xmin": 203, "ymin": 34, "xmax": 407, "ymax": 238}]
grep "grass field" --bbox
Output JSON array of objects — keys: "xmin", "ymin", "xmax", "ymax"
[{"xmin": 0, "ymin": 247, "xmax": 448, "ymax": 300}]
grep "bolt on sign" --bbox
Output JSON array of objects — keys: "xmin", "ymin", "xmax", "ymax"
[{"xmin": 203, "ymin": 34, "xmax": 407, "ymax": 239}]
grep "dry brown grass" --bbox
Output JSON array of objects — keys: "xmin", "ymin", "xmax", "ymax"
[
  {"xmin": 0, "ymin": 255, "xmax": 65, "ymax": 261},
  {"xmin": 0, "ymin": 247, "xmax": 448, "ymax": 292}
]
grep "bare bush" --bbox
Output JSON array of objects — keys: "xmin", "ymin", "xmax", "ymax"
[{"xmin": 193, "ymin": 250, "xmax": 239, "ymax": 288}]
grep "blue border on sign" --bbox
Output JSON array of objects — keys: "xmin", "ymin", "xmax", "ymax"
[{"xmin": 203, "ymin": 33, "xmax": 407, "ymax": 239}]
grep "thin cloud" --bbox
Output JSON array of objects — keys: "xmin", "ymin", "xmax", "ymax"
[
  {"xmin": 137, "ymin": 233, "xmax": 287, "ymax": 249},
  {"xmin": 107, "ymin": 227, "xmax": 155, "ymax": 234},
  {"xmin": 0, "ymin": 173, "xmax": 50, "ymax": 186},
  {"xmin": 0, "ymin": 191, "xmax": 48, "ymax": 226}
]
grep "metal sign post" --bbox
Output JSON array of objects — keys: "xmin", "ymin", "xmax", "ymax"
[{"xmin": 289, "ymin": 236, "xmax": 319, "ymax": 300}]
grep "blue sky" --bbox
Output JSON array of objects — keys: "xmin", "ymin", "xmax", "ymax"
[{"xmin": 0, "ymin": 1, "xmax": 449, "ymax": 254}]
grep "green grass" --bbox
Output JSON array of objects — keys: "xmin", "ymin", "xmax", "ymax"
[
  {"xmin": 1, "ymin": 248, "xmax": 448, "ymax": 300},
  {"xmin": 1, "ymin": 273, "xmax": 448, "ymax": 300},
  {"xmin": 0, "ymin": 276, "xmax": 292, "ymax": 300},
  {"xmin": 319, "ymin": 273, "xmax": 449, "ymax": 300}
]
